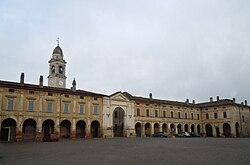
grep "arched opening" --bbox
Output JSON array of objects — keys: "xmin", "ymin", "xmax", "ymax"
[
  {"xmin": 113, "ymin": 107, "xmax": 125, "ymax": 137},
  {"xmin": 1, "ymin": 118, "xmax": 16, "ymax": 142},
  {"xmin": 184, "ymin": 124, "xmax": 189, "ymax": 132},
  {"xmin": 42, "ymin": 119, "xmax": 55, "ymax": 136},
  {"xmin": 162, "ymin": 123, "xmax": 167, "ymax": 132},
  {"xmin": 135, "ymin": 122, "xmax": 141, "ymax": 137},
  {"xmin": 76, "ymin": 120, "xmax": 86, "ymax": 138},
  {"xmin": 23, "ymin": 119, "xmax": 37, "ymax": 141},
  {"xmin": 91, "ymin": 120, "xmax": 100, "ymax": 138},
  {"xmin": 235, "ymin": 122, "xmax": 240, "ymax": 137},
  {"xmin": 177, "ymin": 124, "xmax": 182, "ymax": 133},
  {"xmin": 154, "ymin": 123, "xmax": 160, "ymax": 133},
  {"xmin": 145, "ymin": 123, "xmax": 151, "ymax": 137},
  {"xmin": 197, "ymin": 125, "xmax": 201, "ymax": 134},
  {"xmin": 60, "ymin": 120, "xmax": 71, "ymax": 138},
  {"xmin": 170, "ymin": 124, "xmax": 175, "ymax": 133},
  {"xmin": 205, "ymin": 124, "xmax": 213, "ymax": 137},
  {"xmin": 191, "ymin": 124, "xmax": 195, "ymax": 132},
  {"xmin": 223, "ymin": 123, "xmax": 231, "ymax": 137}
]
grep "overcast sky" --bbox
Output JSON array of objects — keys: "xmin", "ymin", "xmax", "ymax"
[{"xmin": 0, "ymin": 0, "xmax": 250, "ymax": 103}]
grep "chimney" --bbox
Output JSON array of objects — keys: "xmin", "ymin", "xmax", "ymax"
[
  {"xmin": 71, "ymin": 78, "xmax": 76, "ymax": 92},
  {"xmin": 210, "ymin": 97, "xmax": 213, "ymax": 102},
  {"xmin": 233, "ymin": 98, "xmax": 236, "ymax": 103},
  {"xmin": 241, "ymin": 102, "xmax": 244, "ymax": 105},
  {"xmin": 245, "ymin": 100, "xmax": 247, "ymax": 106},
  {"xmin": 39, "ymin": 75, "xmax": 43, "ymax": 87},
  {"xmin": 186, "ymin": 99, "xmax": 189, "ymax": 103},
  {"xmin": 217, "ymin": 96, "xmax": 220, "ymax": 101},
  {"xmin": 20, "ymin": 72, "xmax": 24, "ymax": 85},
  {"xmin": 192, "ymin": 100, "xmax": 195, "ymax": 104},
  {"xmin": 149, "ymin": 93, "xmax": 152, "ymax": 99}
]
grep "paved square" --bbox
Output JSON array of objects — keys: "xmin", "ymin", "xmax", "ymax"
[{"xmin": 1, "ymin": 138, "xmax": 250, "ymax": 165}]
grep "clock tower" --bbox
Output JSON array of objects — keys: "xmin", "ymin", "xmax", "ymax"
[{"xmin": 48, "ymin": 42, "xmax": 67, "ymax": 88}]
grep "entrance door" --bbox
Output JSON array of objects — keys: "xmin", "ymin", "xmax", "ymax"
[{"xmin": 113, "ymin": 107, "xmax": 125, "ymax": 137}]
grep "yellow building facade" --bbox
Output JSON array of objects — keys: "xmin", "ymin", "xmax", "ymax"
[{"xmin": 1, "ymin": 45, "xmax": 250, "ymax": 142}]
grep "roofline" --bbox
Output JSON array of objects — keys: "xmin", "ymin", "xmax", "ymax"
[{"xmin": 0, "ymin": 80, "xmax": 107, "ymax": 97}]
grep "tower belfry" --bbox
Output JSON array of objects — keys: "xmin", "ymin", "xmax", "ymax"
[{"xmin": 48, "ymin": 41, "xmax": 67, "ymax": 88}]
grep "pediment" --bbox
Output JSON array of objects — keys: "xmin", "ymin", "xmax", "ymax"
[{"xmin": 110, "ymin": 92, "xmax": 130, "ymax": 102}]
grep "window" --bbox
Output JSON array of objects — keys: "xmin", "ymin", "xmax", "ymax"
[
  {"xmin": 94, "ymin": 97, "xmax": 98, "ymax": 101},
  {"xmin": 197, "ymin": 114, "xmax": 200, "ymax": 120},
  {"xmin": 242, "ymin": 116, "xmax": 245, "ymax": 122},
  {"xmin": 79, "ymin": 104, "xmax": 84, "ymax": 114},
  {"xmin": 214, "ymin": 112, "xmax": 218, "ymax": 119},
  {"xmin": 65, "ymin": 94, "xmax": 69, "ymax": 98},
  {"xmin": 146, "ymin": 109, "xmax": 149, "ymax": 117},
  {"xmin": 80, "ymin": 96, "xmax": 84, "ymax": 99},
  {"xmin": 223, "ymin": 112, "xmax": 227, "ymax": 118},
  {"xmin": 7, "ymin": 99, "xmax": 14, "ymax": 110},
  {"xmin": 93, "ymin": 105, "xmax": 98, "ymax": 115},
  {"xmin": 206, "ymin": 113, "xmax": 209, "ymax": 119},
  {"xmin": 28, "ymin": 100, "xmax": 34, "ymax": 111},
  {"xmin": 171, "ymin": 111, "xmax": 174, "ymax": 118},
  {"xmin": 137, "ymin": 109, "xmax": 140, "ymax": 116},
  {"xmin": 185, "ymin": 113, "xmax": 187, "ymax": 119},
  {"xmin": 9, "ymin": 89, "xmax": 15, "ymax": 93},
  {"xmin": 64, "ymin": 103, "xmax": 69, "ymax": 113},
  {"xmin": 178, "ymin": 112, "xmax": 181, "ymax": 118},
  {"xmin": 47, "ymin": 102, "xmax": 52, "ymax": 113},
  {"xmin": 155, "ymin": 110, "xmax": 158, "ymax": 117},
  {"xmin": 163, "ymin": 111, "xmax": 166, "ymax": 118},
  {"xmin": 191, "ymin": 113, "xmax": 194, "ymax": 119},
  {"xmin": 48, "ymin": 93, "xmax": 53, "ymax": 96}
]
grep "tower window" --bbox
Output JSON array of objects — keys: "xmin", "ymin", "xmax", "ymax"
[
  {"xmin": 51, "ymin": 65, "xmax": 55, "ymax": 73},
  {"xmin": 59, "ymin": 66, "xmax": 63, "ymax": 74}
]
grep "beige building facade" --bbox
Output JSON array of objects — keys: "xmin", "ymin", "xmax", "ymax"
[{"xmin": 1, "ymin": 45, "xmax": 250, "ymax": 142}]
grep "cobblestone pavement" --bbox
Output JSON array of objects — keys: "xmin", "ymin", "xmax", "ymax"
[{"xmin": 0, "ymin": 137, "xmax": 250, "ymax": 165}]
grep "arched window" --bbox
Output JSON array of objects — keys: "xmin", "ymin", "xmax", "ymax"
[
  {"xmin": 51, "ymin": 65, "xmax": 55, "ymax": 73},
  {"xmin": 146, "ymin": 109, "xmax": 149, "ymax": 117},
  {"xmin": 137, "ymin": 108, "xmax": 140, "ymax": 116},
  {"xmin": 59, "ymin": 66, "xmax": 64, "ymax": 74}
]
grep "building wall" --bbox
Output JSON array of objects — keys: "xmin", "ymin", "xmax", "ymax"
[{"xmin": 0, "ymin": 86, "xmax": 103, "ymax": 141}]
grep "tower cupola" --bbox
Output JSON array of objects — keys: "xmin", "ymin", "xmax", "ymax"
[{"xmin": 48, "ymin": 40, "xmax": 67, "ymax": 88}]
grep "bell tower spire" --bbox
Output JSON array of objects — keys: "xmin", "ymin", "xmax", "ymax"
[{"xmin": 48, "ymin": 40, "xmax": 67, "ymax": 88}]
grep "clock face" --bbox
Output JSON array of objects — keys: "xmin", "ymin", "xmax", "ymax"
[
  {"xmin": 59, "ymin": 80, "xmax": 63, "ymax": 86},
  {"xmin": 49, "ymin": 79, "xmax": 54, "ymax": 85}
]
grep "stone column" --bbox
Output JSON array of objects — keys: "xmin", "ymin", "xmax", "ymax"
[
  {"xmin": 212, "ymin": 125, "xmax": 217, "ymax": 137},
  {"xmin": 151, "ymin": 123, "xmax": 154, "ymax": 136},
  {"xmin": 230, "ymin": 123, "xmax": 236, "ymax": 138},
  {"xmin": 71, "ymin": 118, "xmax": 76, "ymax": 139},
  {"xmin": 141, "ymin": 123, "xmax": 145, "ymax": 137},
  {"xmin": 37, "ymin": 118, "xmax": 43, "ymax": 141}
]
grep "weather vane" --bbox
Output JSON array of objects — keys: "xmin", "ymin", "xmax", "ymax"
[{"xmin": 56, "ymin": 37, "xmax": 60, "ymax": 46}]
